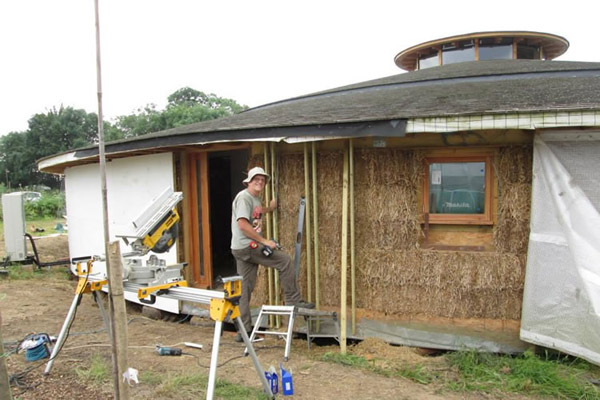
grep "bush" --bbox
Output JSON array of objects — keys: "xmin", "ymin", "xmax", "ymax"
[{"xmin": 24, "ymin": 191, "xmax": 65, "ymax": 219}]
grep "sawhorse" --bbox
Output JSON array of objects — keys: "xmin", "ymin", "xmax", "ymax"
[{"xmin": 44, "ymin": 261, "xmax": 273, "ymax": 400}]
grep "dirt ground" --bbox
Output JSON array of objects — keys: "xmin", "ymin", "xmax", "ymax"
[{"xmin": 1, "ymin": 236, "xmax": 532, "ymax": 399}]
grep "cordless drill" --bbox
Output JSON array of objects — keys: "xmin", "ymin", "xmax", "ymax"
[{"xmin": 250, "ymin": 239, "xmax": 280, "ymax": 257}]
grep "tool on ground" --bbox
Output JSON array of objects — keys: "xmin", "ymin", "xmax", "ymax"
[
  {"xmin": 294, "ymin": 197, "xmax": 306, "ymax": 279},
  {"xmin": 20, "ymin": 333, "xmax": 52, "ymax": 362},
  {"xmin": 155, "ymin": 345, "xmax": 182, "ymax": 356}
]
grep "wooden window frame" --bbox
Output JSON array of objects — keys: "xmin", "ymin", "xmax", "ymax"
[{"xmin": 423, "ymin": 155, "xmax": 493, "ymax": 225}]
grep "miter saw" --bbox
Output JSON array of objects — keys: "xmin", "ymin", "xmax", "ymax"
[{"xmin": 116, "ymin": 188, "xmax": 187, "ymax": 290}]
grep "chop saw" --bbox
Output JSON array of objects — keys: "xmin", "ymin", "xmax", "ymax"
[{"xmin": 116, "ymin": 187, "xmax": 187, "ymax": 292}]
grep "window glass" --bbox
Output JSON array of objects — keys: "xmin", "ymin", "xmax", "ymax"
[
  {"xmin": 442, "ymin": 41, "xmax": 475, "ymax": 65},
  {"xmin": 419, "ymin": 53, "xmax": 439, "ymax": 69},
  {"xmin": 428, "ymin": 162, "xmax": 485, "ymax": 214},
  {"xmin": 479, "ymin": 44, "xmax": 513, "ymax": 60},
  {"xmin": 517, "ymin": 45, "xmax": 541, "ymax": 60}
]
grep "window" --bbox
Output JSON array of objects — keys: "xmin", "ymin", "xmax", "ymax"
[
  {"xmin": 419, "ymin": 53, "xmax": 439, "ymax": 69},
  {"xmin": 478, "ymin": 37, "xmax": 513, "ymax": 61},
  {"xmin": 423, "ymin": 155, "xmax": 493, "ymax": 225},
  {"xmin": 516, "ymin": 44, "xmax": 541, "ymax": 60},
  {"xmin": 442, "ymin": 40, "xmax": 475, "ymax": 65}
]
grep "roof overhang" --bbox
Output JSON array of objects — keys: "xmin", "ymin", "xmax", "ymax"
[{"xmin": 38, "ymin": 119, "xmax": 407, "ymax": 174}]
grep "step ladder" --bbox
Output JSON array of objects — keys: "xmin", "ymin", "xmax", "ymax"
[{"xmin": 246, "ymin": 305, "xmax": 296, "ymax": 361}]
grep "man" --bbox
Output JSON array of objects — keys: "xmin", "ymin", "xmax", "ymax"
[{"xmin": 231, "ymin": 166, "xmax": 314, "ymax": 342}]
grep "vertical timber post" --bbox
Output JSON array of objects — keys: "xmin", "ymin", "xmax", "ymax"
[
  {"xmin": 312, "ymin": 142, "xmax": 321, "ymax": 317},
  {"xmin": 303, "ymin": 143, "xmax": 312, "ymax": 303},
  {"xmin": 0, "ymin": 312, "xmax": 13, "ymax": 400},
  {"xmin": 263, "ymin": 144, "xmax": 274, "ymax": 326},
  {"xmin": 94, "ymin": 1, "xmax": 128, "ymax": 397},
  {"xmin": 340, "ymin": 145, "xmax": 349, "ymax": 354},
  {"xmin": 349, "ymin": 139, "xmax": 356, "ymax": 335}
]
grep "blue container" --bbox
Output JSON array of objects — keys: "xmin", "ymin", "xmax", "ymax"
[
  {"xmin": 264, "ymin": 366, "xmax": 278, "ymax": 395},
  {"xmin": 280, "ymin": 363, "xmax": 293, "ymax": 396}
]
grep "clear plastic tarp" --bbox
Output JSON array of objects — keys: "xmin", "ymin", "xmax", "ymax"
[{"xmin": 520, "ymin": 133, "xmax": 600, "ymax": 365}]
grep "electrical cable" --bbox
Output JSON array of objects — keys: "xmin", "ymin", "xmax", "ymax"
[{"xmin": 7, "ymin": 269, "xmax": 90, "ymax": 396}]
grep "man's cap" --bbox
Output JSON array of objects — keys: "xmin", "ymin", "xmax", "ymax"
[{"xmin": 243, "ymin": 166, "xmax": 270, "ymax": 185}]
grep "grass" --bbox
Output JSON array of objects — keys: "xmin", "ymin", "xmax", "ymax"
[
  {"xmin": 0, "ymin": 217, "xmax": 67, "ymax": 238},
  {"xmin": 446, "ymin": 349, "xmax": 600, "ymax": 399},
  {"xmin": 3, "ymin": 264, "xmax": 71, "ymax": 280},
  {"xmin": 76, "ymin": 353, "xmax": 111, "ymax": 384},
  {"xmin": 153, "ymin": 372, "xmax": 270, "ymax": 399},
  {"xmin": 320, "ymin": 349, "xmax": 600, "ymax": 399}
]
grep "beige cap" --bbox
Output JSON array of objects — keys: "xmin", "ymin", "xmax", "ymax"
[{"xmin": 243, "ymin": 166, "xmax": 270, "ymax": 185}]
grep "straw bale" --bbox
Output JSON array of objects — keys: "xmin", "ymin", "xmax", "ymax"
[
  {"xmin": 354, "ymin": 249, "xmax": 525, "ymax": 319},
  {"xmin": 493, "ymin": 146, "xmax": 533, "ymax": 253},
  {"xmin": 354, "ymin": 148, "xmax": 424, "ymax": 251}
]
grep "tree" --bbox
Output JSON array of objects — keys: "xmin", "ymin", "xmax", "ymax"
[
  {"xmin": 0, "ymin": 106, "xmax": 100, "ymax": 189},
  {"xmin": 0, "ymin": 88, "xmax": 246, "ymax": 188},
  {"xmin": 112, "ymin": 87, "xmax": 247, "ymax": 137}
]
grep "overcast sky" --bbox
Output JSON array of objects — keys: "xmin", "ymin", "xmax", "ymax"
[{"xmin": 0, "ymin": 0, "xmax": 597, "ymax": 135}]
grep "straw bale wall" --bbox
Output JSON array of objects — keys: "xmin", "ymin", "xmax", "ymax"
[
  {"xmin": 249, "ymin": 145, "xmax": 532, "ymax": 320},
  {"xmin": 493, "ymin": 146, "xmax": 533, "ymax": 254}
]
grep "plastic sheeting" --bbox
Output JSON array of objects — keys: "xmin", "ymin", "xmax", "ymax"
[{"xmin": 520, "ymin": 133, "xmax": 600, "ymax": 365}]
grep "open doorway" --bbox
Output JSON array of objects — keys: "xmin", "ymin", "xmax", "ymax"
[{"xmin": 207, "ymin": 150, "xmax": 248, "ymax": 286}]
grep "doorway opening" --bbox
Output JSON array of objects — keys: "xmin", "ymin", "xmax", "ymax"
[{"xmin": 207, "ymin": 150, "xmax": 248, "ymax": 286}]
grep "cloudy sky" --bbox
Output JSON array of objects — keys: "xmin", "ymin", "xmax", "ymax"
[{"xmin": 0, "ymin": 0, "xmax": 597, "ymax": 135}]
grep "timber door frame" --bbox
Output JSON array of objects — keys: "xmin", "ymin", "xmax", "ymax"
[{"xmin": 186, "ymin": 152, "xmax": 213, "ymax": 287}]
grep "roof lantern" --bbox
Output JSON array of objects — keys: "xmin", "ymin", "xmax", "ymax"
[{"xmin": 394, "ymin": 31, "xmax": 569, "ymax": 71}]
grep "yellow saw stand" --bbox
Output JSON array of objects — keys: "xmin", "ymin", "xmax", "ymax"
[{"xmin": 45, "ymin": 263, "xmax": 273, "ymax": 400}]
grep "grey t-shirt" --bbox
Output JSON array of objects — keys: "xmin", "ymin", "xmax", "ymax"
[{"xmin": 231, "ymin": 189, "xmax": 264, "ymax": 250}]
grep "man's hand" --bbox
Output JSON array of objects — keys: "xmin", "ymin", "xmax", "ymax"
[
  {"xmin": 269, "ymin": 199, "xmax": 277, "ymax": 212},
  {"xmin": 265, "ymin": 239, "xmax": 279, "ymax": 249}
]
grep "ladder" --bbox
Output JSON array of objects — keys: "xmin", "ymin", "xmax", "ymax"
[{"xmin": 246, "ymin": 305, "xmax": 296, "ymax": 361}]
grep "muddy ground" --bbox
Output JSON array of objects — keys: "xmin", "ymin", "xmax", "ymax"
[{"xmin": 1, "ymin": 236, "xmax": 533, "ymax": 399}]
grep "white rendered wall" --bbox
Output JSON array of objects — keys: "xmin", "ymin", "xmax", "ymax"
[{"xmin": 64, "ymin": 152, "xmax": 179, "ymax": 312}]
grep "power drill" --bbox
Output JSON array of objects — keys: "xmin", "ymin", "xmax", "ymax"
[
  {"xmin": 262, "ymin": 239, "xmax": 281, "ymax": 257},
  {"xmin": 250, "ymin": 239, "xmax": 281, "ymax": 257},
  {"xmin": 155, "ymin": 345, "xmax": 182, "ymax": 356}
]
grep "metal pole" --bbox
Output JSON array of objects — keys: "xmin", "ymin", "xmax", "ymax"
[
  {"xmin": 43, "ymin": 292, "xmax": 81, "ymax": 375},
  {"xmin": 235, "ymin": 318, "xmax": 273, "ymax": 398},
  {"xmin": 94, "ymin": 1, "xmax": 128, "ymax": 397},
  {"xmin": 206, "ymin": 320, "xmax": 223, "ymax": 400}
]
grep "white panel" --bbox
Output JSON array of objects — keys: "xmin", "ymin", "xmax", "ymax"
[
  {"xmin": 1, "ymin": 193, "xmax": 27, "ymax": 261},
  {"xmin": 64, "ymin": 152, "xmax": 177, "ymax": 277}
]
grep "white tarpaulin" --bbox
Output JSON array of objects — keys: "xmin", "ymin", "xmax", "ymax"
[{"xmin": 520, "ymin": 133, "xmax": 600, "ymax": 365}]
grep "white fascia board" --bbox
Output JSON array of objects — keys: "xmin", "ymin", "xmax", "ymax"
[{"xmin": 38, "ymin": 151, "xmax": 83, "ymax": 171}]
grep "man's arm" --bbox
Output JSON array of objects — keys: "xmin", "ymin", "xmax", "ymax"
[
  {"xmin": 263, "ymin": 199, "xmax": 277, "ymax": 214},
  {"xmin": 237, "ymin": 218, "xmax": 278, "ymax": 249}
]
